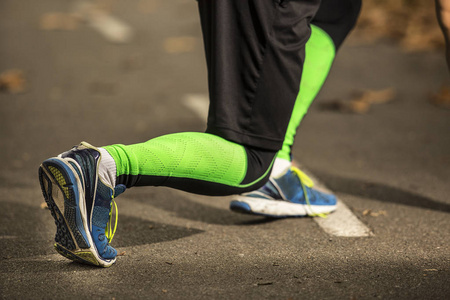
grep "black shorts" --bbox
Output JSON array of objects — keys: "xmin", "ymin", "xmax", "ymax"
[{"xmin": 198, "ymin": 0, "xmax": 361, "ymax": 151}]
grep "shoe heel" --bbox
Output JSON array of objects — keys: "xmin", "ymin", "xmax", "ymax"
[
  {"xmin": 40, "ymin": 159, "xmax": 90, "ymax": 250},
  {"xmin": 39, "ymin": 165, "xmax": 77, "ymax": 251}
]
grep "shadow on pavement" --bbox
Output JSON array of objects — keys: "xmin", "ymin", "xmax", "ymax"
[
  {"xmin": 131, "ymin": 189, "xmax": 278, "ymax": 226},
  {"xmin": 313, "ymin": 171, "xmax": 450, "ymax": 213},
  {"xmin": 0, "ymin": 259, "xmax": 100, "ymax": 274},
  {"xmin": 0, "ymin": 202, "xmax": 53, "ymax": 260},
  {"xmin": 113, "ymin": 215, "xmax": 203, "ymax": 248},
  {"xmin": 0, "ymin": 201, "xmax": 203, "ymax": 264}
]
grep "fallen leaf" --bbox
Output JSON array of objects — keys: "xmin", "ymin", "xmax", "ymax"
[
  {"xmin": 352, "ymin": 0, "xmax": 445, "ymax": 52},
  {"xmin": 354, "ymin": 88, "xmax": 396, "ymax": 105},
  {"xmin": 0, "ymin": 69, "xmax": 27, "ymax": 94},
  {"xmin": 39, "ymin": 13, "xmax": 80, "ymax": 31},
  {"xmin": 371, "ymin": 210, "xmax": 387, "ymax": 217},
  {"xmin": 362, "ymin": 209, "xmax": 387, "ymax": 217},
  {"xmin": 163, "ymin": 37, "xmax": 197, "ymax": 54},
  {"xmin": 320, "ymin": 88, "xmax": 395, "ymax": 114},
  {"xmin": 117, "ymin": 251, "xmax": 126, "ymax": 256},
  {"xmin": 430, "ymin": 86, "xmax": 450, "ymax": 109},
  {"xmin": 347, "ymin": 99, "xmax": 372, "ymax": 114},
  {"xmin": 162, "ymin": 289, "xmax": 168, "ymax": 293},
  {"xmin": 319, "ymin": 99, "xmax": 370, "ymax": 114}
]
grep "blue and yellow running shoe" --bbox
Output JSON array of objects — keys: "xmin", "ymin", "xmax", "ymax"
[
  {"xmin": 230, "ymin": 167, "xmax": 337, "ymax": 218},
  {"xmin": 38, "ymin": 142, "xmax": 125, "ymax": 267}
]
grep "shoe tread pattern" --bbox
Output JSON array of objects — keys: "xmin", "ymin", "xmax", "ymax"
[
  {"xmin": 39, "ymin": 163, "xmax": 89, "ymax": 251},
  {"xmin": 39, "ymin": 166, "xmax": 76, "ymax": 250},
  {"xmin": 54, "ymin": 244, "xmax": 100, "ymax": 266}
]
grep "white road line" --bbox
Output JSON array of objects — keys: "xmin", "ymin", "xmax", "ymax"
[
  {"xmin": 315, "ymin": 201, "xmax": 372, "ymax": 237},
  {"xmin": 297, "ymin": 167, "xmax": 372, "ymax": 237},
  {"xmin": 88, "ymin": 13, "xmax": 133, "ymax": 44},
  {"xmin": 73, "ymin": 1, "xmax": 134, "ymax": 43},
  {"xmin": 183, "ymin": 94, "xmax": 209, "ymax": 121},
  {"xmin": 182, "ymin": 93, "xmax": 372, "ymax": 237}
]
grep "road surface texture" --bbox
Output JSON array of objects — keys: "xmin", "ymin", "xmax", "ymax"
[{"xmin": 1, "ymin": 1, "xmax": 449, "ymax": 299}]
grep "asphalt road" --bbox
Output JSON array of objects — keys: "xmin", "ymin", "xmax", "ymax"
[{"xmin": 1, "ymin": 1, "xmax": 449, "ymax": 299}]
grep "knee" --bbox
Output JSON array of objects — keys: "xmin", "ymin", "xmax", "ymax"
[
  {"xmin": 312, "ymin": 0, "xmax": 362, "ymax": 49},
  {"xmin": 240, "ymin": 146, "xmax": 277, "ymax": 186}
]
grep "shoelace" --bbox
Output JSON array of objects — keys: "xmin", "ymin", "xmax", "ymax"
[
  {"xmin": 105, "ymin": 198, "xmax": 118, "ymax": 243},
  {"xmin": 290, "ymin": 167, "xmax": 328, "ymax": 219}
]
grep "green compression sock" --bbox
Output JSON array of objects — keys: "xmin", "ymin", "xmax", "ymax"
[
  {"xmin": 103, "ymin": 132, "xmax": 274, "ymax": 195},
  {"xmin": 277, "ymin": 25, "xmax": 336, "ymax": 161}
]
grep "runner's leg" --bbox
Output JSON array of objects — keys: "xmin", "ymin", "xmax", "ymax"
[
  {"xmin": 102, "ymin": 0, "xmax": 321, "ymax": 196},
  {"xmin": 229, "ymin": 0, "xmax": 362, "ymax": 217},
  {"xmin": 39, "ymin": 0, "xmax": 321, "ymax": 266},
  {"xmin": 275, "ymin": 0, "xmax": 362, "ymax": 171}
]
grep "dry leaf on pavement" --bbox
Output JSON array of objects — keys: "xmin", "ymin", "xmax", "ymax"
[
  {"xmin": 352, "ymin": 0, "xmax": 445, "ymax": 52},
  {"xmin": 354, "ymin": 88, "xmax": 396, "ymax": 105},
  {"xmin": 429, "ymin": 86, "xmax": 450, "ymax": 109},
  {"xmin": 362, "ymin": 209, "xmax": 387, "ymax": 217},
  {"xmin": 320, "ymin": 88, "xmax": 395, "ymax": 114},
  {"xmin": 0, "ymin": 69, "xmax": 27, "ymax": 94},
  {"xmin": 39, "ymin": 13, "xmax": 81, "ymax": 31},
  {"xmin": 163, "ymin": 37, "xmax": 197, "ymax": 54}
]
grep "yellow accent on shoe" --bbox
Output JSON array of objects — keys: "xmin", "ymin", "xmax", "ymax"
[
  {"xmin": 48, "ymin": 165, "xmax": 70, "ymax": 199},
  {"xmin": 76, "ymin": 251, "xmax": 101, "ymax": 266},
  {"xmin": 54, "ymin": 244, "xmax": 100, "ymax": 266},
  {"xmin": 290, "ymin": 167, "xmax": 314, "ymax": 188},
  {"xmin": 105, "ymin": 198, "xmax": 118, "ymax": 243},
  {"xmin": 291, "ymin": 167, "xmax": 328, "ymax": 219}
]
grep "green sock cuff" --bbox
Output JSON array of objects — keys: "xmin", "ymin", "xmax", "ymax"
[{"xmin": 277, "ymin": 25, "xmax": 336, "ymax": 161}]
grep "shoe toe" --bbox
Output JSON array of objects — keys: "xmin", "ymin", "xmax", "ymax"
[
  {"xmin": 92, "ymin": 225, "xmax": 117, "ymax": 259},
  {"xmin": 102, "ymin": 245, "xmax": 117, "ymax": 259},
  {"xmin": 311, "ymin": 188, "xmax": 337, "ymax": 205},
  {"xmin": 229, "ymin": 200, "xmax": 252, "ymax": 214}
]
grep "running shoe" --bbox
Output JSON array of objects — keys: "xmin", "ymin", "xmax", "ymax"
[
  {"xmin": 230, "ymin": 167, "xmax": 336, "ymax": 217},
  {"xmin": 38, "ymin": 142, "xmax": 125, "ymax": 267}
]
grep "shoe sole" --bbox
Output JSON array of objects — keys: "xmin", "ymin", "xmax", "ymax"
[
  {"xmin": 39, "ymin": 158, "xmax": 115, "ymax": 267},
  {"xmin": 230, "ymin": 197, "xmax": 336, "ymax": 218}
]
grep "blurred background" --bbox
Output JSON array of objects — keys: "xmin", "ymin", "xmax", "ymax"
[
  {"xmin": 1, "ymin": 0, "xmax": 448, "ymax": 192},
  {"xmin": 1, "ymin": 1, "xmax": 450, "ymax": 299}
]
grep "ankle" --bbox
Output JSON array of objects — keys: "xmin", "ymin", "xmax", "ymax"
[
  {"xmin": 271, "ymin": 158, "xmax": 291, "ymax": 178},
  {"xmin": 98, "ymin": 148, "xmax": 117, "ymax": 188}
]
